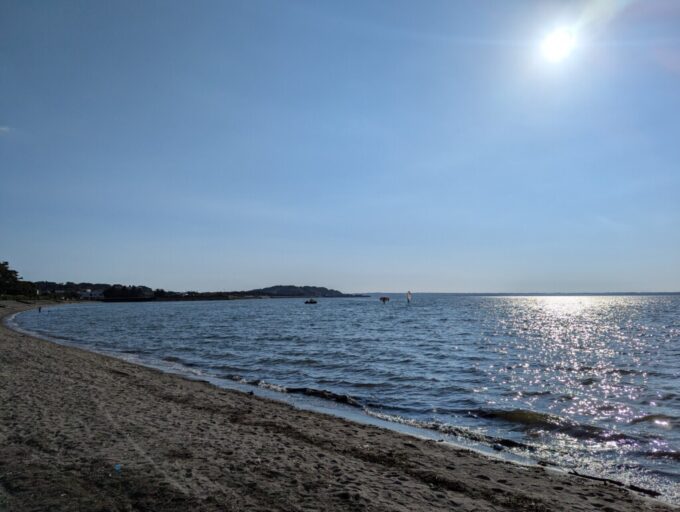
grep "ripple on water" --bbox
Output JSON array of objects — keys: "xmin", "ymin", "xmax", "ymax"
[{"xmin": 13, "ymin": 295, "xmax": 680, "ymax": 503}]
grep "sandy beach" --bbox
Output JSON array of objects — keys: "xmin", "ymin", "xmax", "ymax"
[{"xmin": 0, "ymin": 301, "xmax": 676, "ymax": 512}]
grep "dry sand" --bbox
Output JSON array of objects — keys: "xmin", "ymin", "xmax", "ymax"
[{"xmin": 0, "ymin": 300, "xmax": 677, "ymax": 512}]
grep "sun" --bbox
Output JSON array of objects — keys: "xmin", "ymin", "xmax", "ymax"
[{"xmin": 541, "ymin": 28, "xmax": 576, "ymax": 62}]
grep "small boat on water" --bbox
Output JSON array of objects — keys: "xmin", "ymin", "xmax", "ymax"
[
  {"xmin": 379, "ymin": 296, "xmax": 390, "ymax": 303},
  {"xmin": 304, "ymin": 299, "xmax": 318, "ymax": 304}
]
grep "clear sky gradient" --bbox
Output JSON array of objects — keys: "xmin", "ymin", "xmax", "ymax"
[{"xmin": 2, "ymin": 0, "xmax": 679, "ymax": 292}]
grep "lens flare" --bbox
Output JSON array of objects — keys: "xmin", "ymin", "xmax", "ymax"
[{"xmin": 541, "ymin": 28, "xmax": 577, "ymax": 62}]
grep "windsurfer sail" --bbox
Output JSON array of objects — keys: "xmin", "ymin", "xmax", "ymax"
[{"xmin": 406, "ymin": 291, "xmax": 412, "ymax": 303}]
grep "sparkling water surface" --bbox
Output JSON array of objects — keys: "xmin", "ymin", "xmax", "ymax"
[{"xmin": 13, "ymin": 295, "xmax": 680, "ymax": 502}]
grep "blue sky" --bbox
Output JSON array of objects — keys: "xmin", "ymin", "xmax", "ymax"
[{"xmin": 1, "ymin": 0, "xmax": 679, "ymax": 292}]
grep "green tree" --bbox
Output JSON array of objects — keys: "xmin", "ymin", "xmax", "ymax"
[{"xmin": 0, "ymin": 261, "xmax": 37, "ymax": 296}]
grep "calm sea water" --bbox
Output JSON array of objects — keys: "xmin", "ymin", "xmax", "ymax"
[{"xmin": 12, "ymin": 295, "xmax": 680, "ymax": 502}]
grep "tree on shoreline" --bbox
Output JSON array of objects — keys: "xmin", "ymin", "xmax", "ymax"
[
  {"xmin": 103, "ymin": 284, "xmax": 154, "ymax": 299},
  {"xmin": 0, "ymin": 261, "xmax": 37, "ymax": 297}
]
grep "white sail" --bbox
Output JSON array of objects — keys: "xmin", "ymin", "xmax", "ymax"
[{"xmin": 406, "ymin": 291, "xmax": 412, "ymax": 303}]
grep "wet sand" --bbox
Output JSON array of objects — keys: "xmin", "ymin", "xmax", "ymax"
[{"xmin": 0, "ymin": 301, "xmax": 676, "ymax": 511}]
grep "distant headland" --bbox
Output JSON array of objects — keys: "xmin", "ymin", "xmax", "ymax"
[{"xmin": 96, "ymin": 284, "xmax": 366, "ymax": 302}]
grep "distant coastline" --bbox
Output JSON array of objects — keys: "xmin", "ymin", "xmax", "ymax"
[
  {"xmin": 31, "ymin": 283, "xmax": 369, "ymax": 303},
  {"xmin": 102, "ymin": 285, "xmax": 368, "ymax": 302}
]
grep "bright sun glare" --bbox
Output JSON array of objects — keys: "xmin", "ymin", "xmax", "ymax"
[{"xmin": 541, "ymin": 28, "xmax": 576, "ymax": 62}]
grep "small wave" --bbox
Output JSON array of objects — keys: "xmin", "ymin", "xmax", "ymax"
[
  {"xmin": 286, "ymin": 387, "xmax": 362, "ymax": 406},
  {"xmin": 609, "ymin": 368, "xmax": 643, "ymax": 376},
  {"xmin": 217, "ymin": 375, "xmax": 363, "ymax": 407},
  {"xmin": 468, "ymin": 408, "xmax": 652, "ymax": 444},
  {"xmin": 471, "ymin": 408, "xmax": 565, "ymax": 428},
  {"xmin": 435, "ymin": 384, "xmax": 472, "ymax": 394},
  {"xmin": 177, "ymin": 359, "xmax": 199, "ymax": 367},
  {"xmin": 121, "ymin": 348, "xmax": 152, "ymax": 355},
  {"xmin": 362, "ymin": 402, "xmax": 425, "ymax": 414},
  {"xmin": 630, "ymin": 414, "xmax": 678, "ymax": 427},
  {"xmin": 317, "ymin": 379, "xmax": 386, "ymax": 390},
  {"xmin": 254, "ymin": 380, "xmax": 288, "ymax": 393},
  {"xmin": 162, "ymin": 355, "xmax": 183, "ymax": 363},
  {"xmin": 348, "ymin": 381, "xmax": 384, "ymax": 389},
  {"xmin": 361, "ymin": 409, "xmax": 531, "ymax": 450},
  {"xmin": 49, "ymin": 333, "xmax": 80, "ymax": 343},
  {"xmin": 220, "ymin": 374, "xmax": 249, "ymax": 384},
  {"xmin": 212, "ymin": 364, "xmax": 255, "ymax": 374},
  {"xmin": 522, "ymin": 390, "xmax": 552, "ymax": 396},
  {"xmin": 549, "ymin": 365, "xmax": 653, "ymax": 378},
  {"xmin": 254, "ymin": 356, "xmax": 298, "ymax": 365},
  {"xmin": 174, "ymin": 346, "xmax": 199, "ymax": 353},
  {"xmin": 641, "ymin": 451, "xmax": 680, "ymax": 461}
]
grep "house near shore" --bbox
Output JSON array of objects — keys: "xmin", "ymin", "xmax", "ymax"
[{"xmin": 78, "ymin": 289, "xmax": 105, "ymax": 300}]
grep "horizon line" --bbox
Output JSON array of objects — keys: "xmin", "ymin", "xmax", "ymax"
[{"xmin": 360, "ymin": 291, "xmax": 680, "ymax": 296}]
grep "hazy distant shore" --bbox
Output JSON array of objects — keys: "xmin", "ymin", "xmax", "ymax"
[{"xmin": 1, "ymin": 301, "xmax": 676, "ymax": 512}]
